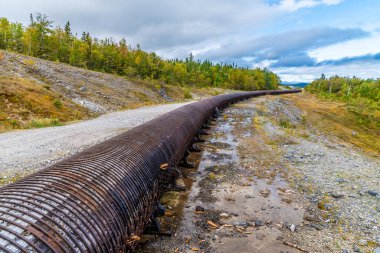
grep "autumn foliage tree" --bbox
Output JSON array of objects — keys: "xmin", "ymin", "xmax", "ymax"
[{"xmin": 0, "ymin": 14, "xmax": 280, "ymax": 91}]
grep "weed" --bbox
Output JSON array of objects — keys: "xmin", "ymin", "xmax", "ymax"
[
  {"xmin": 53, "ymin": 99, "xmax": 63, "ymax": 109},
  {"xmin": 43, "ymin": 84, "xmax": 51, "ymax": 90},
  {"xmin": 279, "ymin": 118, "xmax": 293, "ymax": 128},
  {"xmin": 10, "ymin": 119, "xmax": 19, "ymax": 127},
  {"xmin": 183, "ymin": 88, "xmax": 193, "ymax": 99},
  {"xmin": 208, "ymin": 172, "xmax": 217, "ymax": 181},
  {"xmin": 23, "ymin": 59, "xmax": 36, "ymax": 67},
  {"xmin": 27, "ymin": 118, "xmax": 62, "ymax": 128}
]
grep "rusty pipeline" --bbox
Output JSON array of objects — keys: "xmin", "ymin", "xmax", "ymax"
[{"xmin": 0, "ymin": 89, "xmax": 301, "ymax": 252}]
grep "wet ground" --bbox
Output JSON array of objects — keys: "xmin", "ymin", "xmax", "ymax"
[
  {"xmin": 137, "ymin": 95, "xmax": 380, "ymax": 253},
  {"xmin": 136, "ymin": 97, "xmax": 309, "ymax": 253}
]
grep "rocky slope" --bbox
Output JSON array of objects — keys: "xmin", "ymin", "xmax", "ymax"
[{"xmin": 0, "ymin": 50, "xmax": 185, "ymax": 114}]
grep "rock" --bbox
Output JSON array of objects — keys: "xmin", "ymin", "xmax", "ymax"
[
  {"xmin": 233, "ymin": 221, "xmax": 249, "ymax": 228},
  {"xmin": 358, "ymin": 239, "xmax": 367, "ymax": 246},
  {"xmin": 256, "ymin": 234, "xmax": 265, "ymax": 240},
  {"xmin": 357, "ymin": 214, "xmax": 364, "ymax": 220},
  {"xmin": 330, "ymin": 192, "xmax": 344, "ymax": 199},
  {"xmin": 310, "ymin": 223, "xmax": 323, "ymax": 230},
  {"xmin": 353, "ymin": 245, "xmax": 360, "ymax": 252},
  {"xmin": 276, "ymin": 235, "xmax": 284, "ymax": 241},
  {"xmin": 376, "ymin": 235, "xmax": 380, "ymax": 244},
  {"xmin": 79, "ymin": 86, "xmax": 87, "ymax": 91},
  {"xmin": 335, "ymin": 178, "xmax": 347, "ymax": 184},
  {"xmin": 303, "ymin": 213, "xmax": 316, "ymax": 222},
  {"xmin": 231, "ymin": 212, "xmax": 239, "ymax": 217},
  {"xmin": 220, "ymin": 213, "xmax": 230, "ymax": 218},
  {"xmin": 212, "ymin": 235, "xmax": 219, "ymax": 241},
  {"xmin": 367, "ymin": 190, "xmax": 379, "ymax": 197},
  {"xmin": 247, "ymin": 221, "xmax": 255, "ymax": 227},
  {"xmin": 342, "ymin": 249, "xmax": 349, "ymax": 253},
  {"xmin": 260, "ymin": 189, "xmax": 271, "ymax": 198},
  {"xmin": 352, "ymin": 131, "xmax": 357, "ymax": 136},
  {"xmin": 254, "ymin": 219, "xmax": 264, "ymax": 227},
  {"xmin": 195, "ymin": 206, "xmax": 205, "ymax": 212},
  {"xmin": 324, "ymin": 203, "xmax": 334, "ymax": 210},
  {"xmin": 289, "ymin": 224, "xmax": 296, "ymax": 232},
  {"xmin": 282, "ymin": 197, "xmax": 292, "ymax": 204},
  {"xmin": 175, "ymin": 178, "xmax": 186, "ymax": 191}
]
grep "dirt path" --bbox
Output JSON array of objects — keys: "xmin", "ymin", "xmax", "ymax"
[
  {"xmin": 137, "ymin": 95, "xmax": 380, "ymax": 253},
  {"xmin": 0, "ymin": 102, "xmax": 189, "ymax": 182}
]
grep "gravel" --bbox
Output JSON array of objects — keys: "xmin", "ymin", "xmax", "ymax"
[
  {"xmin": 0, "ymin": 102, "xmax": 189, "ymax": 177},
  {"xmin": 262, "ymin": 97, "xmax": 380, "ymax": 252}
]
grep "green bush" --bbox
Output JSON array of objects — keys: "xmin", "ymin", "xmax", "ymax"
[
  {"xmin": 183, "ymin": 89, "xmax": 193, "ymax": 99},
  {"xmin": 28, "ymin": 118, "xmax": 61, "ymax": 128},
  {"xmin": 306, "ymin": 75, "xmax": 380, "ymax": 128},
  {"xmin": 53, "ymin": 99, "xmax": 63, "ymax": 109}
]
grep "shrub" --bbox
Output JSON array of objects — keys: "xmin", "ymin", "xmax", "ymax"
[
  {"xmin": 279, "ymin": 118, "xmax": 293, "ymax": 128},
  {"xmin": 53, "ymin": 99, "xmax": 63, "ymax": 109},
  {"xmin": 183, "ymin": 89, "xmax": 192, "ymax": 99},
  {"xmin": 23, "ymin": 59, "xmax": 36, "ymax": 67},
  {"xmin": 28, "ymin": 118, "xmax": 61, "ymax": 128}
]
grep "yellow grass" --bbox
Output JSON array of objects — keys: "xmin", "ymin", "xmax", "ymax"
[
  {"xmin": 0, "ymin": 76, "xmax": 91, "ymax": 132},
  {"xmin": 286, "ymin": 92, "xmax": 380, "ymax": 155}
]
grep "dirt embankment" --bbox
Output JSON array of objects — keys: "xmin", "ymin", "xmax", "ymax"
[{"xmin": 137, "ymin": 93, "xmax": 379, "ymax": 253}]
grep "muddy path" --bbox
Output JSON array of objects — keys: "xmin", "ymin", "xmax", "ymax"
[{"xmin": 136, "ymin": 95, "xmax": 380, "ymax": 253}]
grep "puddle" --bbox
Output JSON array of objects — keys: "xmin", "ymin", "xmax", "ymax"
[{"xmin": 136, "ymin": 100, "xmax": 305, "ymax": 253}]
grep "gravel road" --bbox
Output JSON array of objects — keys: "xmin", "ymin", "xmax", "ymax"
[{"xmin": 0, "ymin": 102, "xmax": 189, "ymax": 178}]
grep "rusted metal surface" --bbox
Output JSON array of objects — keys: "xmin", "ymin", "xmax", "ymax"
[{"xmin": 0, "ymin": 89, "xmax": 301, "ymax": 252}]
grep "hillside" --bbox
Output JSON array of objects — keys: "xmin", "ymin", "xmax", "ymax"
[{"xmin": 0, "ymin": 50, "xmax": 214, "ymax": 132}]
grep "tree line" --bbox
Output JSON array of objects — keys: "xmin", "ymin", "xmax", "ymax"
[
  {"xmin": 306, "ymin": 74, "xmax": 380, "ymax": 127},
  {"xmin": 0, "ymin": 14, "xmax": 280, "ymax": 91}
]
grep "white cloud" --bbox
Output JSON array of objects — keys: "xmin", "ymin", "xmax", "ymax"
[
  {"xmin": 278, "ymin": 0, "xmax": 343, "ymax": 12},
  {"xmin": 274, "ymin": 61, "xmax": 380, "ymax": 82},
  {"xmin": 253, "ymin": 59, "xmax": 278, "ymax": 68},
  {"xmin": 308, "ymin": 32, "xmax": 380, "ymax": 62}
]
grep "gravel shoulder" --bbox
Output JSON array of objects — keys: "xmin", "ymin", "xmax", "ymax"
[{"xmin": 0, "ymin": 102, "xmax": 189, "ymax": 182}]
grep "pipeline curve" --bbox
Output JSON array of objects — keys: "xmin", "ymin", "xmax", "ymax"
[{"xmin": 0, "ymin": 89, "xmax": 301, "ymax": 253}]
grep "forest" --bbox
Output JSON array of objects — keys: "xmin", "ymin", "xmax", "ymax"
[
  {"xmin": 0, "ymin": 14, "xmax": 280, "ymax": 91},
  {"xmin": 306, "ymin": 74, "xmax": 380, "ymax": 128}
]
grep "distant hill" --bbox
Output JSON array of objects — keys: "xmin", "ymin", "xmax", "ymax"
[{"xmin": 281, "ymin": 82, "xmax": 309, "ymax": 88}]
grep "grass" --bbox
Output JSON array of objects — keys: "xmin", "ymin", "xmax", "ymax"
[
  {"xmin": 183, "ymin": 88, "xmax": 193, "ymax": 99},
  {"xmin": 27, "ymin": 117, "xmax": 63, "ymax": 128},
  {"xmin": 279, "ymin": 118, "xmax": 294, "ymax": 128},
  {"xmin": 0, "ymin": 76, "xmax": 91, "ymax": 132},
  {"xmin": 286, "ymin": 92, "xmax": 380, "ymax": 155}
]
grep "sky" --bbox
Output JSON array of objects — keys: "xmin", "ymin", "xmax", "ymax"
[{"xmin": 1, "ymin": 0, "xmax": 380, "ymax": 83}]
